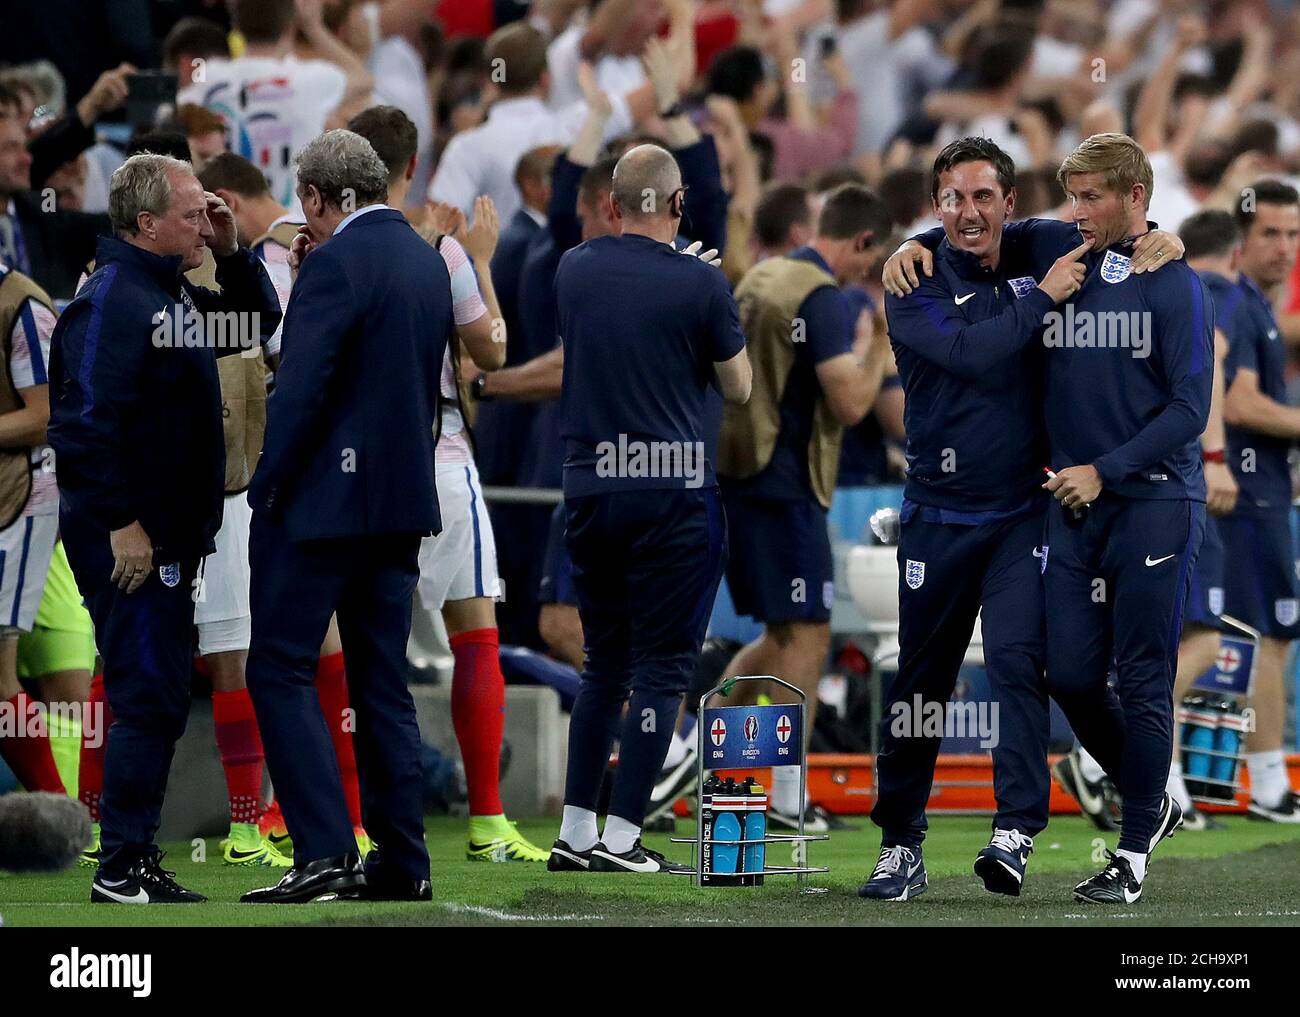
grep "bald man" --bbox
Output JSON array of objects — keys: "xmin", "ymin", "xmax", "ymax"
[{"xmin": 548, "ymin": 145, "xmax": 751, "ymax": 873}]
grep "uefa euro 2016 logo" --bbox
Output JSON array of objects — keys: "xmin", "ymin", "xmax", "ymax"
[{"xmin": 743, "ymin": 715, "xmax": 759, "ymax": 741}]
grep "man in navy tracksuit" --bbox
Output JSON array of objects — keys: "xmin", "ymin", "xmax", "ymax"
[
  {"xmin": 49, "ymin": 153, "xmax": 280, "ymax": 903},
  {"xmin": 547, "ymin": 143, "xmax": 750, "ymax": 874},
  {"xmin": 882, "ymin": 138, "xmax": 1192, "ymax": 904},
  {"xmin": 1215, "ymin": 180, "xmax": 1300, "ymax": 822},
  {"xmin": 863, "ymin": 138, "xmax": 1087, "ymax": 902},
  {"xmin": 1038, "ymin": 135, "xmax": 1212, "ymax": 904}
]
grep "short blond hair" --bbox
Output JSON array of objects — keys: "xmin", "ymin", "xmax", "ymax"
[{"xmin": 1057, "ymin": 133, "xmax": 1154, "ymax": 210}]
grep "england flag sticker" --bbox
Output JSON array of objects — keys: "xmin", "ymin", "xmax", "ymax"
[{"xmin": 710, "ymin": 717, "xmax": 727, "ymax": 746}]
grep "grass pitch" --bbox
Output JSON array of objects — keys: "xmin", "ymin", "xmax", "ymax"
[{"xmin": 3, "ymin": 814, "xmax": 1299, "ymax": 927}]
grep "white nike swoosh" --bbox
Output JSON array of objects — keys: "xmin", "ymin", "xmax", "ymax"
[
  {"xmin": 1145, "ymin": 554, "xmax": 1176, "ymax": 567},
  {"xmin": 95, "ymin": 881, "xmax": 149, "ymax": 903},
  {"xmin": 955, "ymin": 292, "xmax": 975, "ymax": 305},
  {"xmin": 594, "ymin": 849, "xmax": 660, "ymax": 873}
]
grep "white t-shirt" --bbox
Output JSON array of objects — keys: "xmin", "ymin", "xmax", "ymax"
[
  {"xmin": 428, "ymin": 94, "xmax": 631, "ymax": 221},
  {"xmin": 1147, "ymin": 149, "xmax": 1201, "ymax": 234},
  {"xmin": 546, "ymin": 22, "xmax": 646, "ymax": 112},
  {"xmin": 6, "ymin": 289, "xmax": 56, "ymax": 516},
  {"xmin": 434, "ymin": 234, "xmax": 489, "ymax": 466},
  {"xmin": 255, "ymin": 214, "xmax": 304, "ymax": 359},
  {"xmin": 180, "ymin": 55, "xmax": 348, "ymax": 209}
]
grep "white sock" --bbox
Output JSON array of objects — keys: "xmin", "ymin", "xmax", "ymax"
[
  {"xmin": 600, "ymin": 814, "xmax": 641, "ymax": 854},
  {"xmin": 771, "ymin": 765, "xmax": 803, "ymax": 815},
  {"xmin": 1247, "ymin": 750, "xmax": 1289, "ymax": 808},
  {"xmin": 1116, "ymin": 848, "xmax": 1146, "ymax": 883},
  {"xmin": 1077, "ymin": 745, "xmax": 1106, "ymax": 783},
  {"xmin": 559, "ymin": 806, "xmax": 598, "ymax": 851},
  {"xmin": 661, "ymin": 730, "xmax": 689, "ymax": 770},
  {"xmin": 1166, "ymin": 760, "xmax": 1192, "ymax": 812}
]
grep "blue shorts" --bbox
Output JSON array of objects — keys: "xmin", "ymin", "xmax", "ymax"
[
  {"xmin": 537, "ymin": 502, "xmax": 575, "ymax": 607},
  {"xmin": 1218, "ymin": 510, "xmax": 1300, "ymax": 638},
  {"xmin": 1184, "ymin": 513, "xmax": 1226, "ymax": 630},
  {"xmin": 721, "ymin": 491, "xmax": 832, "ymax": 624}
]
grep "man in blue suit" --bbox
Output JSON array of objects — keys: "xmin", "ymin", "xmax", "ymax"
[{"xmin": 241, "ymin": 130, "xmax": 454, "ymax": 904}]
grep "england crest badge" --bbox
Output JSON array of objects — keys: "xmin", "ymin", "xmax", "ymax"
[
  {"xmin": 1007, "ymin": 276, "xmax": 1038, "ymax": 299},
  {"xmin": 159, "ymin": 562, "xmax": 181, "ymax": 588},
  {"xmin": 1100, "ymin": 250, "xmax": 1132, "ymax": 284},
  {"xmin": 1208, "ymin": 586, "xmax": 1225, "ymax": 617},
  {"xmin": 905, "ymin": 559, "xmax": 925, "ymax": 590},
  {"xmin": 1276, "ymin": 598, "xmax": 1299, "ymax": 627}
]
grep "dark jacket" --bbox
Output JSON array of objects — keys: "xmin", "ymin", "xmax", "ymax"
[
  {"xmin": 49, "ymin": 236, "xmax": 281, "ymax": 585},
  {"xmin": 249, "ymin": 207, "xmax": 453, "ymax": 540}
]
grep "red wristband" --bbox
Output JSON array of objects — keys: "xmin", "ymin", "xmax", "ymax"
[{"xmin": 1202, "ymin": 449, "xmax": 1226, "ymax": 464}]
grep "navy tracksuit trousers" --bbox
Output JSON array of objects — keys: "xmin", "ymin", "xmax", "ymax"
[
  {"xmin": 1043, "ymin": 495, "xmax": 1204, "ymax": 853},
  {"xmin": 83, "ymin": 559, "xmax": 200, "ymax": 877},
  {"xmin": 563, "ymin": 486, "xmax": 726, "ymax": 827},
  {"xmin": 873, "ymin": 509, "xmax": 1050, "ymax": 847}
]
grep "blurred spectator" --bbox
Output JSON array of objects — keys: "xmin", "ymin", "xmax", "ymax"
[
  {"xmin": 173, "ymin": 103, "xmax": 228, "ymax": 165},
  {"xmin": 428, "ymin": 21, "xmax": 658, "ymax": 220},
  {"xmin": 0, "ymin": 85, "xmax": 108, "ymax": 301},
  {"xmin": 162, "ymin": 17, "xmax": 231, "ymax": 90},
  {"xmin": 753, "ymin": 181, "xmax": 814, "ymax": 259},
  {"xmin": 705, "ymin": 42, "xmax": 857, "ymax": 183},
  {"xmin": 368, "ymin": 0, "xmax": 440, "ymax": 208},
  {"xmin": 179, "ymin": 0, "xmax": 374, "ymax": 208},
  {"xmin": 805, "ymin": 0, "xmax": 945, "ymax": 162}
]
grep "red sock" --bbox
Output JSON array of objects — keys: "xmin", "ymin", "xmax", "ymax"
[
  {"xmin": 212, "ymin": 687, "xmax": 265, "ymax": 825},
  {"xmin": 450, "ymin": 627, "xmax": 505, "ymax": 816},
  {"xmin": 0, "ymin": 691, "xmax": 66, "ymax": 793},
  {"xmin": 315, "ymin": 652, "xmax": 362, "ymax": 828},
  {"xmin": 79, "ymin": 673, "xmax": 110, "ymax": 820}
]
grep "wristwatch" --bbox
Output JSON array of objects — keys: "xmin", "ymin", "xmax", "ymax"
[{"xmin": 470, "ymin": 373, "xmax": 492, "ymax": 401}]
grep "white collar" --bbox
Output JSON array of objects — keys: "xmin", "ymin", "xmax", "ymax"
[
  {"xmin": 333, "ymin": 203, "xmax": 391, "ymax": 236},
  {"xmin": 523, "ymin": 206, "xmax": 547, "ymax": 228}
]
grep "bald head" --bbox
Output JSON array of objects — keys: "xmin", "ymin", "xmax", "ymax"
[{"xmin": 611, "ymin": 144, "xmax": 683, "ymax": 224}]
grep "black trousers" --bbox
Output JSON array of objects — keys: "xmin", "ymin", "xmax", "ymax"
[
  {"xmin": 872, "ymin": 509, "xmax": 1050, "ymax": 847},
  {"xmin": 245, "ymin": 512, "xmax": 429, "ymax": 880},
  {"xmin": 85, "ymin": 559, "xmax": 199, "ymax": 877}
]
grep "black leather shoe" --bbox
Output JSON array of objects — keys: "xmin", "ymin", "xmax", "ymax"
[
  {"xmin": 240, "ymin": 852, "xmax": 365, "ymax": 903},
  {"xmin": 341, "ymin": 873, "xmax": 432, "ymax": 901}
]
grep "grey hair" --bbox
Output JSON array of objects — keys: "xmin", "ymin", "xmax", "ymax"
[
  {"xmin": 294, "ymin": 129, "xmax": 389, "ymax": 211},
  {"xmin": 611, "ymin": 144, "xmax": 682, "ymax": 221},
  {"xmin": 108, "ymin": 153, "xmax": 194, "ymax": 237}
]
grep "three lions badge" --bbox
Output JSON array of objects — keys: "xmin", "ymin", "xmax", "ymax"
[
  {"xmin": 1100, "ymin": 250, "xmax": 1132, "ymax": 284},
  {"xmin": 905, "ymin": 559, "xmax": 925, "ymax": 590}
]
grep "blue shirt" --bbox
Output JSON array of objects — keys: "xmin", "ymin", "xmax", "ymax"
[
  {"xmin": 724, "ymin": 246, "xmax": 854, "ymax": 502},
  {"xmin": 1045, "ymin": 238, "xmax": 1212, "ymax": 501},
  {"xmin": 556, "ymin": 233, "xmax": 745, "ymax": 497},
  {"xmin": 1215, "ymin": 271, "xmax": 1293, "ymax": 513},
  {"xmin": 885, "ymin": 236, "xmax": 1054, "ymax": 513},
  {"xmin": 918, "ymin": 219, "xmax": 1212, "ymax": 501}
]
